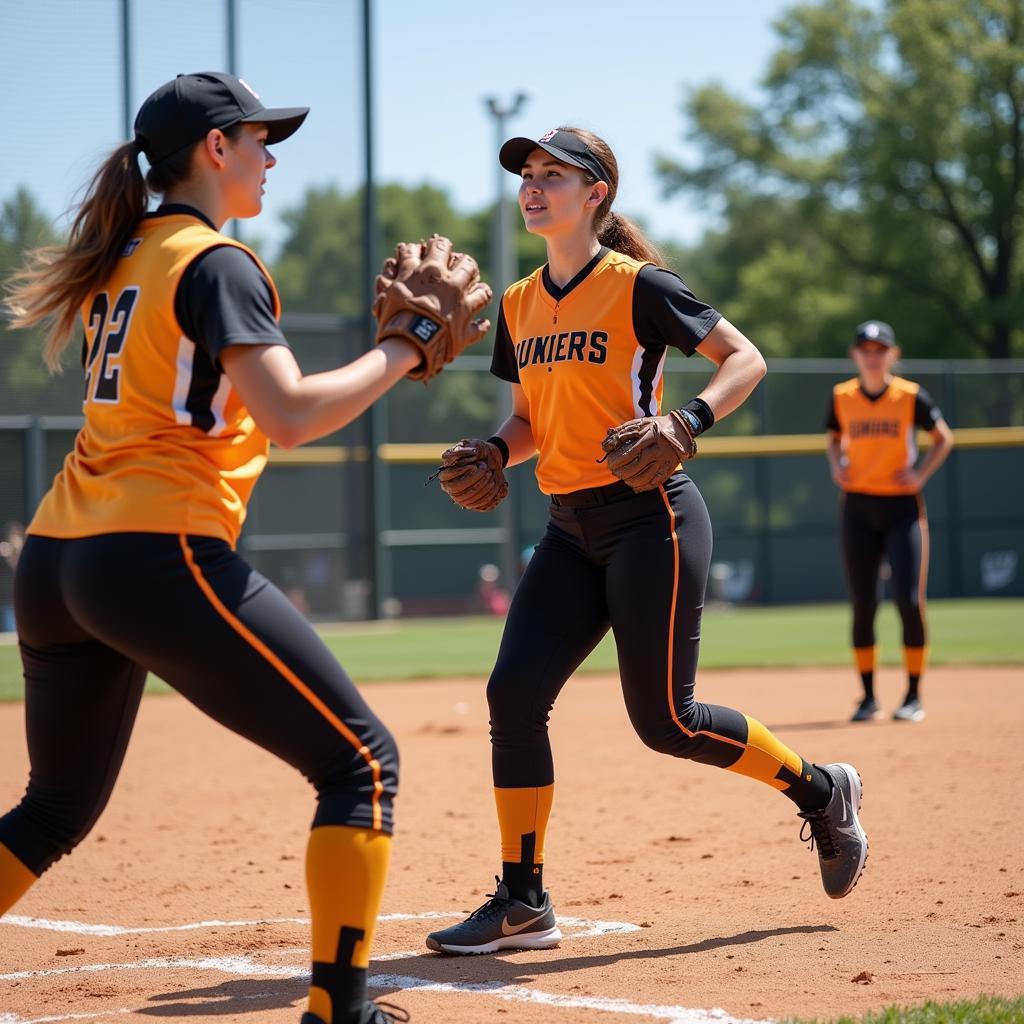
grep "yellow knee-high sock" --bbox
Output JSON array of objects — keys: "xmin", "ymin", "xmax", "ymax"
[
  {"xmin": 725, "ymin": 716, "xmax": 804, "ymax": 791},
  {"xmin": 305, "ymin": 825, "xmax": 392, "ymax": 1024},
  {"xmin": 903, "ymin": 645, "xmax": 928, "ymax": 679},
  {"xmin": 854, "ymin": 645, "xmax": 877, "ymax": 675},
  {"xmin": 725, "ymin": 716, "xmax": 831, "ymax": 810},
  {"xmin": 0, "ymin": 842, "xmax": 38, "ymax": 915},
  {"xmin": 494, "ymin": 785, "xmax": 553, "ymax": 904},
  {"xmin": 494, "ymin": 785, "xmax": 554, "ymax": 865}
]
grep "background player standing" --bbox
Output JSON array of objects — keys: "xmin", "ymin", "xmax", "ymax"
[
  {"xmin": 425, "ymin": 127, "xmax": 869, "ymax": 957},
  {"xmin": 0, "ymin": 71, "xmax": 488, "ymax": 1024},
  {"xmin": 826, "ymin": 321, "xmax": 954, "ymax": 723}
]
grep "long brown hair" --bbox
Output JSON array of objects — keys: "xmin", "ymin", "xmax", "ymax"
[
  {"xmin": 559, "ymin": 126, "xmax": 664, "ymax": 266},
  {"xmin": 4, "ymin": 127, "xmax": 240, "ymax": 371}
]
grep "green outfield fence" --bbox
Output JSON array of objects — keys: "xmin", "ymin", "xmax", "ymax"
[{"xmin": 1, "ymin": 316, "xmax": 1022, "ymax": 620}]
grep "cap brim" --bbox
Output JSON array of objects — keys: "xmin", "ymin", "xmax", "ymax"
[
  {"xmin": 241, "ymin": 106, "xmax": 309, "ymax": 145},
  {"xmin": 498, "ymin": 136, "xmax": 589, "ymax": 174}
]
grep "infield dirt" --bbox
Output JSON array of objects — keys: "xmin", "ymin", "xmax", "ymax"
[{"xmin": 1, "ymin": 665, "xmax": 1022, "ymax": 1023}]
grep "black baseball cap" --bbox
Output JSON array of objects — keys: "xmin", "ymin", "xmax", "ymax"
[
  {"xmin": 134, "ymin": 72, "xmax": 308, "ymax": 164},
  {"xmin": 499, "ymin": 129, "xmax": 610, "ymax": 183},
  {"xmin": 853, "ymin": 320, "xmax": 896, "ymax": 347}
]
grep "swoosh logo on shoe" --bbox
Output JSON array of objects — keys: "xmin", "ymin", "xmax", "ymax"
[{"xmin": 501, "ymin": 911, "xmax": 549, "ymax": 936}]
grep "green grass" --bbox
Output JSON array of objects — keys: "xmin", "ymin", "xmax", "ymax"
[
  {"xmin": 0, "ymin": 598, "xmax": 1020, "ymax": 701},
  {"xmin": 788, "ymin": 994, "xmax": 1024, "ymax": 1023}
]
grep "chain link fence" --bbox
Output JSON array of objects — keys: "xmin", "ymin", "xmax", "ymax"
[{"xmin": 2, "ymin": 317, "xmax": 1021, "ymax": 621}]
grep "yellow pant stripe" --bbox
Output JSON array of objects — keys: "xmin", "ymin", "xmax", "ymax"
[{"xmin": 180, "ymin": 535, "xmax": 384, "ymax": 830}]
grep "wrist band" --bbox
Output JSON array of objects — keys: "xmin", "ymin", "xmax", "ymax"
[
  {"xmin": 487, "ymin": 435, "xmax": 510, "ymax": 468},
  {"xmin": 676, "ymin": 397, "xmax": 714, "ymax": 436}
]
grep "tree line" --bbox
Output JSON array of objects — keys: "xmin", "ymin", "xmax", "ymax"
[{"xmin": 3, "ymin": 0, "xmax": 1022, "ymax": 415}]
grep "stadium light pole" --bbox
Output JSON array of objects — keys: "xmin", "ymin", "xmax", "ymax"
[
  {"xmin": 364, "ymin": 0, "xmax": 386, "ymax": 619},
  {"xmin": 226, "ymin": 0, "xmax": 238, "ymax": 75},
  {"xmin": 120, "ymin": 0, "xmax": 132, "ymax": 141},
  {"xmin": 484, "ymin": 94, "xmax": 528, "ymax": 595},
  {"xmin": 225, "ymin": 0, "xmax": 241, "ymax": 242}
]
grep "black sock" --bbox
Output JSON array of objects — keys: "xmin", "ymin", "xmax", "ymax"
[
  {"xmin": 860, "ymin": 671, "xmax": 875, "ymax": 702},
  {"xmin": 905, "ymin": 675, "xmax": 920, "ymax": 702},
  {"xmin": 784, "ymin": 760, "xmax": 834, "ymax": 813},
  {"xmin": 501, "ymin": 861, "xmax": 543, "ymax": 906}
]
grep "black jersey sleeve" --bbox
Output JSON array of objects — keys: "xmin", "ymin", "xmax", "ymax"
[
  {"xmin": 489, "ymin": 300, "xmax": 519, "ymax": 383},
  {"xmin": 176, "ymin": 245, "xmax": 287, "ymax": 369},
  {"xmin": 825, "ymin": 394, "xmax": 840, "ymax": 432},
  {"xmin": 914, "ymin": 386, "xmax": 943, "ymax": 430},
  {"xmin": 632, "ymin": 265, "xmax": 722, "ymax": 357}
]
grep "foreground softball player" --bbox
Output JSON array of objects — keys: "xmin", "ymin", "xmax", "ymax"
[
  {"xmin": 0, "ymin": 71, "xmax": 489, "ymax": 1024},
  {"xmin": 426, "ymin": 127, "xmax": 869, "ymax": 956},
  {"xmin": 826, "ymin": 321, "xmax": 953, "ymax": 723}
]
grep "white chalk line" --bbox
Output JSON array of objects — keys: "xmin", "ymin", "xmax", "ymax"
[
  {"xmin": 1, "ymin": 911, "xmax": 638, "ymax": 940},
  {"xmin": 0, "ymin": 960, "xmax": 768, "ymax": 1024},
  {"xmin": 0, "ymin": 915, "xmax": 766, "ymax": 1024}
]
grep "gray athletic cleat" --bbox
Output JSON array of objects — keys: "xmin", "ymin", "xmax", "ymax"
[
  {"xmin": 798, "ymin": 762, "xmax": 868, "ymax": 899},
  {"xmin": 301, "ymin": 1000, "xmax": 408, "ymax": 1024},
  {"xmin": 892, "ymin": 699, "xmax": 925, "ymax": 722},
  {"xmin": 425, "ymin": 878, "xmax": 561, "ymax": 955},
  {"xmin": 850, "ymin": 697, "xmax": 881, "ymax": 722}
]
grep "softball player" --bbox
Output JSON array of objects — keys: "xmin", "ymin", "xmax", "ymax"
[
  {"xmin": 0, "ymin": 72, "xmax": 435, "ymax": 1024},
  {"xmin": 426, "ymin": 127, "xmax": 869, "ymax": 956},
  {"xmin": 826, "ymin": 321, "xmax": 954, "ymax": 723}
]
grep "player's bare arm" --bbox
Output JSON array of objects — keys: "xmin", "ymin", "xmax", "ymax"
[
  {"xmin": 893, "ymin": 417, "xmax": 954, "ymax": 488},
  {"xmin": 492, "ymin": 383, "xmax": 537, "ymax": 467},
  {"xmin": 221, "ymin": 339, "xmax": 420, "ymax": 448},
  {"xmin": 691, "ymin": 317, "xmax": 767, "ymax": 420}
]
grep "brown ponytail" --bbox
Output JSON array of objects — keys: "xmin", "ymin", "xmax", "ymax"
[
  {"xmin": 558, "ymin": 126, "xmax": 664, "ymax": 266},
  {"xmin": 4, "ymin": 142, "xmax": 148, "ymax": 370},
  {"xmin": 3, "ymin": 121, "xmax": 240, "ymax": 372}
]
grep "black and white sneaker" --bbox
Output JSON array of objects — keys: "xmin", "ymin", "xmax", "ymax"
[
  {"xmin": 892, "ymin": 698, "xmax": 925, "ymax": 722},
  {"xmin": 798, "ymin": 762, "xmax": 868, "ymax": 899},
  {"xmin": 301, "ymin": 999, "xmax": 409, "ymax": 1024},
  {"xmin": 425, "ymin": 878, "xmax": 561, "ymax": 955}
]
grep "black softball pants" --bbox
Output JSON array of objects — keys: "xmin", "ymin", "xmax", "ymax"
[
  {"xmin": 840, "ymin": 492, "xmax": 928, "ymax": 650},
  {"xmin": 0, "ymin": 533, "xmax": 398, "ymax": 877},
  {"xmin": 489, "ymin": 474, "xmax": 765, "ymax": 789}
]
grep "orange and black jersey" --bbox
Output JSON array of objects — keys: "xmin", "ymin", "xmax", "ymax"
[
  {"xmin": 825, "ymin": 377, "xmax": 943, "ymax": 496},
  {"xmin": 29, "ymin": 204, "xmax": 287, "ymax": 546},
  {"xmin": 490, "ymin": 247, "xmax": 721, "ymax": 494}
]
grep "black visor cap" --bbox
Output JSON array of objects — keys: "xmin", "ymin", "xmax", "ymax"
[
  {"xmin": 134, "ymin": 71, "xmax": 308, "ymax": 164},
  {"xmin": 499, "ymin": 129, "xmax": 610, "ymax": 183},
  {"xmin": 853, "ymin": 320, "xmax": 896, "ymax": 347}
]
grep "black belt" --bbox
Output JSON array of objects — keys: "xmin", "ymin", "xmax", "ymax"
[{"xmin": 549, "ymin": 480, "xmax": 636, "ymax": 508}]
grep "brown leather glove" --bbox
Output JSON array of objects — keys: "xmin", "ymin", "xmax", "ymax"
[
  {"xmin": 599, "ymin": 411, "xmax": 697, "ymax": 492},
  {"xmin": 436, "ymin": 439, "xmax": 508, "ymax": 512},
  {"xmin": 373, "ymin": 235, "xmax": 492, "ymax": 382}
]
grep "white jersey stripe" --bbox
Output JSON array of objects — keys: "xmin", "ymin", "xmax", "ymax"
[
  {"xmin": 171, "ymin": 336, "xmax": 196, "ymax": 426},
  {"xmin": 208, "ymin": 374, "xmax": 233, "ymax": 437}
]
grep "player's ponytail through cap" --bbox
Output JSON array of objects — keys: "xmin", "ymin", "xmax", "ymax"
[
  {"xmin": 4, "ymin": 122, "xmax": 246, "ymax": 372},
  {"xmin": 4, "ymin": 141, "xmax": 148, "ymax": 370},
  {"xmin": 558, "ymin": 127, "xmax": 663, "ymax": 266},
  {"xmin": 5, "ymin": 69, "xmax": 304, "ymax": 372}
]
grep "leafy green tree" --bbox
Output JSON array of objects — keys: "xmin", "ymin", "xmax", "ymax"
[
  {"xmin": 658, "ymin": 0, "xmax": 1024, "ymax": 359},
  {"xmin": 0, "ymin": 189, "xmax": 79, "ymax": 413},
  {"xmin": 273, "ymin": 183, "xmax": 489, "ymax": 315}
]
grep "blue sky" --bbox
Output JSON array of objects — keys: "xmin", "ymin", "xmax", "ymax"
[{"xmin": 3, "ymin": 0, "xmax": 797, "ymax": 256}]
